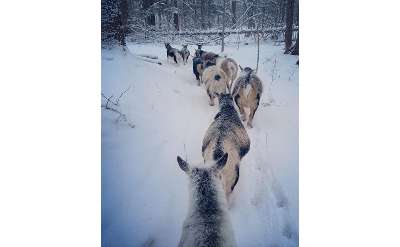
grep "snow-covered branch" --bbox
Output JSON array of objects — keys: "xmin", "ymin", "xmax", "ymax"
[{"xmin": 101, "ymin": 87, "xmax": 135, "ymax": 128}]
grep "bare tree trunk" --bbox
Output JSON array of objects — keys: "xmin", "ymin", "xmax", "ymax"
[
  {"xmin": 118, "ymin": 0, "xmax": 128, "ymax": 47},
  {"xmin": 256, "ymin": 32, "xmax": 260, "ymax": 73},
  {"xmin": 207, "ymin": 0, "xmax": 212, "ymax": 28},
  {"xmin": 284, "ymin": 0, "xmax": 294, "ymax": 53},
  {"xmin": 193, "ymin": 0, "xmax": 199, "ymax": 29},
  {"xmin": 247, "ymin": 0, "xmax": 255, "ymax": 30},
  {"xmin": 221, "ymin": 0, "xmax": 227, "ymax": 52},
  {"xmin": 200, "ymin": 0, "xmax": 206, "ymax": 29},
  {"xmin": 255, "ymin": 1, "xmax": 260, "ymax": 73},
  {"xmin": 291, "ymin": 34, "xmax": 299, "ymax": 55},
  {"xmin": 294, "ymin": 0, "xmax": 299, "ymax": 26},
  {"xmin": 174, "ymin": 13, "xmax": 179, "ymax": 31},
  {"xmin": 157, "ymin": 11, "xmax": 161, "ymax": 29},
  {"xmin": 256, "ymin": 28, "xmax": 260, "ymax": 73},
  {"xmin": 232, "ymin": 0, "xmax": 237, "ymax": 25},
  {"xmin": 173, "ymin": 0, "xmax": 180, "ymax": 31},
  {"xmin": 142, "ymin": 0, "xmax": 155, "ymax": 26},
  {"xmin": 280, "ymin": 0, "xmax": 286, "ymax": 24}
]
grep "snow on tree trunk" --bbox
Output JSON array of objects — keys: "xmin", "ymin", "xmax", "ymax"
[
  {"xmin": 232, "ymin": 1, "xmax": 237, "ymax": 25},
  {"xmin": 256, "ymin": 30, "xmax": 260, "ymax": 73},
  {"xmin": 221, "ymin": 0, "xmax": 227, "ymax": 52},
  {"xmin": 118, "ymin": 0, "xmax": 128, "ymax": 47},
  {"xmin": 291, "ymin": 34, "xmax": 299, "ymax": 55},
  {"xmin": 201, "ymin": 1, "xmax": 206, "ymax": 29},
  {"xmin": 284, "ymin": 0, "xmax": 294, "ymax": 53},
  {"xmin": 101, "ymin": 0, "xmax": 128, "ymax": 47}
]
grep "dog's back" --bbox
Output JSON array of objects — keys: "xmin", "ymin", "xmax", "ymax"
[
  {"xmin": 218, "ymin": 58, "xmax": 239, "ymax": 91},
  {"xmin": 165, "ymin": 43, "xmax": 180, "ymax": 63},
  {"xmin": 202, "ymin": 66, "xmax": 229, "ymax": 106},
  {"xmin": 180, "ymin": 45, "xmax": 190, "ymax": 63},
  {"xmin": 232, "ymin": 68, "xmax": 263, "ymax": 127},
  {"xmin": 193, "ymin": 57, "xmax": 204, "ymax": 82},
  {"xmin": 203, "ymin": 66, "xmax": 228, "ymax": 93},
  {"xmin": 232, "ymin": 72, "xmax": 263, "ymax": 106},
  {"xmin": 202, "ymin": 94, "xmax": 250, "ymax": 198},
  {"xmin": 202, "ymin": 52, "xmax": 219, "ymax": 65}
]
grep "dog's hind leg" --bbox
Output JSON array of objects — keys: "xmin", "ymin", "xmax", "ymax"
[
  {"xmin": 247, "ymin": 94, "xmax": 260, "ymax": 128},
  {"xmin": 209, "ymin": 95, "xmax": 215, "ymax": 106},
  {"xmin": 228, "ymin": 79, "xmax": 234, "ymax": 92},
  {"xmin": 207, "ymin": 89, "xmax": 214, "ymax": 106},
  {"xmin": 234, "ymin": 94, "xmax": 246, "ymax": 121}
]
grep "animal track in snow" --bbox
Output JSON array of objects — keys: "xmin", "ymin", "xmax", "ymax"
[
  {"xmin": 141, "ymin": 238, "xmax": 155, "ymax": 247},
  {"xmin": 282, "ymin": 222, "xmax": 294, "ymax": 240}
]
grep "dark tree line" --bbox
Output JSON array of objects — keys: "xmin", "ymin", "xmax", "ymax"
[
  {"xmin": 284, "ymin": 0, "xmax": 298, "ymax": 55},
  {"xmin": 102, "ymin": 0, "xmax": 299, "ymax": 55},
  {"xmin": 102, "ymin": 0, "xmax": 129, "ymax": 46}
]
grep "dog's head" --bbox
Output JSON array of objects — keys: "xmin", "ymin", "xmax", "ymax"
[
  {"xmin": 195, "ymin": 49, "xmax": 203, "ymax": 57},
  {"xmin": 239, "ymin": 65, "xmax": 253, "ymax": 73},
  {"xmin": 243, "ymin": 67, "xmax": 253, "ymax": 73}
]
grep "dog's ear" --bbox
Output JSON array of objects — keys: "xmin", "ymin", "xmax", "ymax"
[{"xmin": 177, "ymin": 156, "xmax": 190, "ymax": 173}]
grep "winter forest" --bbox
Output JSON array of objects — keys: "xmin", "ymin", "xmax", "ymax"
[
  {"xmin": 102, "ymin": 0, "xmax": 299, "ymax": 246},
  {"xmin": 102, "ymin": 0, "xmax": 298, "ymax": 54}
]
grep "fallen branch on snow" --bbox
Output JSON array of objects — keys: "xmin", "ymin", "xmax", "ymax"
[
  {"xmin": 115, "ymin": 85, "xmax": 131, "ymax": 105},
  {"xmin": 135, "ymin": 56, "xmax": 162, "ymax": 65},
  {"xmin": 101, "ymin": 85, "xmax": 131, "ymax": 107},
  {"xmin": 135, "ymin": 54, "xmax": 159, "ymax": 60},
  {"xmin": 101, "ymin": 88, "xmax": 135, "ymax": 128}
]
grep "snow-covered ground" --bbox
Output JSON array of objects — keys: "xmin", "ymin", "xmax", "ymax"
[{"xmin": 102, "ymin": 41, "xmax": 298, "ymax": 247}]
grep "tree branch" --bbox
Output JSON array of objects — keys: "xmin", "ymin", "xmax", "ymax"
[{"xmin": 101, "ymin": 88, "xmax": 135, "ymax": 128}]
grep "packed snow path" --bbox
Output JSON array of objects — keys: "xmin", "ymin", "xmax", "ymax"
[{"xmin": 102, "ymin": 42, "xmax": 299, "ymax": 247}]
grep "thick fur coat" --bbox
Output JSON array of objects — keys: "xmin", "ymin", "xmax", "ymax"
[
  {"xmin": 177, "ymin": 155, "xmax": 237, "ymax": 247},
  {"xmin": 216, "ymin": 57, "xmax": 239, "ymax": 91},
  {"xmin": 165, "ymin": 43, "xmax": 180, "ymax": 64},
  {"xmin": 202, "ymin": 65, "xmax": 229, "ymax": 106},
  {"xmin": 202, "ymin": 94, "xmax": 250, "ymax": 199},
  {"xmin": 232, "ymin": 67, "xmax": 263, "ymax": 128},
  {"xmin": 193, "ymin": 56, "xmax": 204, "ymax": 84},
  {"xmin": 180, "ymin": 45, "xmax": 190, "ymax": 65},
  {"xmin": 202, "ymin": 52, "xmax": 219, "ymax": 67}
]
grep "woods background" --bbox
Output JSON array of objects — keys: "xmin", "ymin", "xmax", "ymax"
[{"xmin": 102, "ymin": 0, "xmax": 299, "ymax": 54}]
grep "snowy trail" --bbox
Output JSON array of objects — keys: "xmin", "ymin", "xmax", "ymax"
[{"xmin": 102, "ymin": 42, "xmax": 298, "ymax": 247}]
